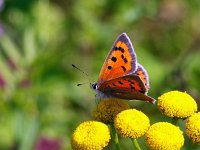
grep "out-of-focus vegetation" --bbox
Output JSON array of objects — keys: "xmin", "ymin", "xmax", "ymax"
[{"xmin": 0, "ymin": 0, "xmax": 200, "ymax": 149}]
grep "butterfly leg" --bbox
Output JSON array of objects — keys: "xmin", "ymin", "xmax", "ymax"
[{"xmin": 95, "ymin": 94, "xmax": 102, "ymax": 104}]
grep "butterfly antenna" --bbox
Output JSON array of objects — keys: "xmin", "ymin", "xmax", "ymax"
[
  {"xmin": 72, "ymin": 64, "xmax": 89, "ymax": 77},
  {"xmin": 77, "ymin": 83, "xmax": 89, "ymax": 86},
  {"xmin": 72, "ymin": 64, "xmax": 95, "ymax": 83}
]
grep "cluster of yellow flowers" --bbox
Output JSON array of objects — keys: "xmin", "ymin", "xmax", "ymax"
[
  {"xmin": 71, "ymin": 91, "xmax": 199, "ymax": 150},
  {"xmin": 71, "ymin": 121, "xmax": 111, "ymax": 150}
]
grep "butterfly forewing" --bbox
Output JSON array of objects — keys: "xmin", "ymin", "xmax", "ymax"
[{"xmin": 98, "ymin": 33, "xmax": 137, "ymax": 84}]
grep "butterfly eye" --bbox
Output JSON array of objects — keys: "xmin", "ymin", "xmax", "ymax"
[{"xmin": 91, "ymin": 83, "xmax": 98, "ymax": 89}]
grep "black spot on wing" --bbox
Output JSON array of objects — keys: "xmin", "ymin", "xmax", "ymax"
[
  {"xmin": 131, "ymin": 86, "xmax": 135, "ymax": 90},
  {"xmin": 108, "ymin": 66, "xmax": 112, "ymax": 70},
  {"xmin": 118, "ymin": 81, "xmax": 123, "ymax": 85},
  {"xmin": 114, "ymin": 46, "xmax": 125, "ymax": 53},
  {"xmin": 121, "ymin": 48, "xmax": 124, "ymax": 53},
  {"xmin": 129, "ymin": 83, "xmax": 135, "ymax": 90},
  {"xmin": 111, "ymin": 57, "xmax": 117, "ymax": 62},
  {"xmin": 112, "ymin": 83, "xmax": 116, "ymax": 86},
  {"xmin": 120, "ymin": 54, "xmax": 128, "ymax": 63},
  {"xmin": 121, "ymin": 66, "xmax": 126, "ymax": 72},
  {"xmin": 128, "ymin": 80, "xmax": 135, "ymax": 84},
  {"xmin": 123, "ymin": 58, "xmax": 128, "ymax": 63}
]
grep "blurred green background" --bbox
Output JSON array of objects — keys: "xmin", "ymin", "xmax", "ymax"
[{"xmin": 0, "ymin": 0, "xmax": 200, "ymax": 149}]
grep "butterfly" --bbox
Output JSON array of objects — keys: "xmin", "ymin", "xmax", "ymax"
[{"xmin": 91, "ymin": 33, "xmax": 156, "ymax": 104}]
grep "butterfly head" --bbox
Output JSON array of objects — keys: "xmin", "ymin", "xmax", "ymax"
[{"xmin": 91, "ymin": 82, "xmax": 99, "ymax": 90}]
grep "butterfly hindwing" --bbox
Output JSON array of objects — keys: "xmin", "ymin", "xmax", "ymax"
[
  {"xmin": 134, "ymin": 63, "xmax": 150, "ymax": 91},
  {"xmin": 98, "ymin": 74, "xmax": 146, "ymax": 94},
  {"xmin": 98, "ymin": 33, "xmax": 137, "ymax": 84},
  {"xmin": 98, "ymin": 74, "xmax": 155, "ymax": 103},
  {"xmin": 103, "ymin": 88, "xmax": 155, "ymax": 103}
]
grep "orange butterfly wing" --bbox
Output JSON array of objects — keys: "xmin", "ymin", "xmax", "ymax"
[
  {"xmin": 98, "ymin": 33, "xmax": 137, "ymax": 84},
  {"xmin": 134, "ymin": 63, "xmax": 150, "ymax": 91},
  {"xmin": 95, "ymin": 33, "xmax": 155, "ymax": 103},
  {"xmin": 98, "ymin": 75, "xmax": 155, "ymax": 103},
  {"xmin": 98, "ymin": 75, "xmax": 146, "ymax": 93}
]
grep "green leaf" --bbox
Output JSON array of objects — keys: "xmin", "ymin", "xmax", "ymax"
[
  {"xmin": 19, "ymin": 114, "xmax": 39, "ymax": 150},
  {"xmin": 23, "ymin": 28, "xmax": 37, "ymax": 65},
  {"xmin": 0, "ymin": 54, "xmax": 15, "ymax": 88},
  {"xmin": 0, "ymin": 36, "xmax": 23, "ymax": 67}
]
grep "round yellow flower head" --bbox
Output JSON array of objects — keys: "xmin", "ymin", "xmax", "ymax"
[
  {"xmin": 71, "ymin": 121, "xmax": 111, "ymax": 150},
  {"xmin": 93, "ymin": 98, "xmax": 130, "ymax": 124},
  {"xmin": 145, "ymin": 122, "xmax": 184, "ymax": 150},
  {"xmin": 186, "ymin": 112, "xmax": 200, "ymax": 144},
  {"xmin": 157, "ymin": 91, "xmax": 197, "ymax": 118},
  {"xmin": 114, "ymin": 109, "xmax": 150, "ymax": 138}
]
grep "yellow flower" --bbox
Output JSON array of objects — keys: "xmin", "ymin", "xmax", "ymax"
[
  {"xmin": 157, "ymin": 91, "xmax": 197, "ymax": 118},
  {"xmin": 71, "ymin": 121, "xmax": 111, "ymax": 150},
  {"xmin": 145, "ymin": 122, "xmax": 184, "ymax": 150},
  {"xmin": 114, "ymin": 109, "xmax": 150, "ymax": 138},
  {"xmin": 93, "ymin": 98, "xmax": 129, "ymax": 123},
  {"xmin": 186, "ymin": 112, "xmax": 200, "ymax": 144}
]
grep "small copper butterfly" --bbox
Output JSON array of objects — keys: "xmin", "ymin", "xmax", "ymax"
[{"xmin": 91, "ymin": 33, "xmax": 156, "ymax": 103}]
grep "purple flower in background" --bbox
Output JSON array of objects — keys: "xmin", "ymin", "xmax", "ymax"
[
  {"xmin": 0, "ymin": 0, "xmax": 4, "ymax": 11},
  {"xmin": 35, "ymin": 137, "xmax": 62, "ymax": 150}
]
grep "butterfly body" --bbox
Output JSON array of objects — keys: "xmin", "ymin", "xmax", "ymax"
[{"xmin": 92, "ymin": 33, "xmax": 156, "ymax": 104}]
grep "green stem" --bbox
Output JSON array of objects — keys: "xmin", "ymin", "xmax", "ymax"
[
  {"xmin": 131, "ymin": 138, "xmax": 141, "ymax": 150},
  {"xmin": 190, "ymin": 142, "xmax": 196, "ymax": 150},
  {"xmin": 110, "ymin": 124, "xmax": 120, "ymax": 150},
  {"xmin": 171, "ymin": 118, "xmax": 179, "ymax": 125}
]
